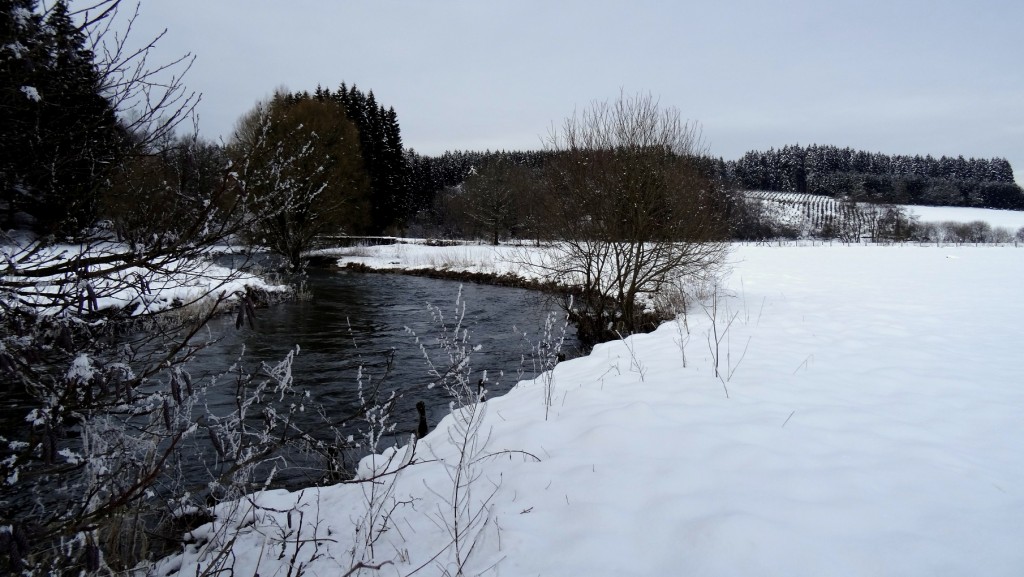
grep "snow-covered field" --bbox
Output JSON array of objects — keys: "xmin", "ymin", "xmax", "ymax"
[
  {"xmin": 157, "ymin": 243, "xmax": 1024, "ymax": 576},
  {"xmin": 905, "ymin": 204, "xmax": 1024, "ymax": 229}
]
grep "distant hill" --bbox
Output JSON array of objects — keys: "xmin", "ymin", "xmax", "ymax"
[
  {"xmin": 743, "ymin": 191, "xmax": 1024, "ymax": 243},
  {"xmin": 729, "ymin": 145, "xmax": 1024, "ymax": 210}
]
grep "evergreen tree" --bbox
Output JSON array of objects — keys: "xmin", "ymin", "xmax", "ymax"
[
  {"xmin": 732, "ymin": 143, "xmax": 1022, "ymax": 209},
  {"xmin": 1, "ymin": 0, "xmax": 126, "ymax": 236},
  {"xmin": 1, "ymin": 0, "xmax": 43, "ymax": 227},
  {"xmin": 327, "ymin": 83, "xmax": 411, "ymax": 234}
]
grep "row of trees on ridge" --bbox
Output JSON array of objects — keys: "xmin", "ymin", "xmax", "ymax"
[{"xmin": 730, "ymin": 144, "xmax": 1022, "ymax": 209}]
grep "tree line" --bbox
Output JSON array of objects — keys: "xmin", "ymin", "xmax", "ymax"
[
  {"xmin": 15, "ymin": 8, "xmax": 1016, "ymax": 260},
  {"xmin": 729, "ymin": 144, "xmax": 1023, "ymax": 209},
  {"xmin": 398, "ymin": 144, "xmax": 1024, "ymax": 244},
  {"xmin": 8, "ymin": 4, "xmax": 1016, "ymax": 255}
]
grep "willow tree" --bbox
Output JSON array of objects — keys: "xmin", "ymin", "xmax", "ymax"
[
  {"xmin": 230, "ymin": 93, "xmax": 370, "ymax": 270},
  {"xmin": 540, "ymin": 92, "xmax": 728, "ymax": 344}
]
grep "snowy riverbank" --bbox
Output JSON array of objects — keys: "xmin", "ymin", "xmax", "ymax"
[
  {"xmin": 155, "ymin": 243, "xmax": 1024, "ymax": 576},
  {"xmin": 0, "ymin": 241, "xmax": 289, "ymax": 316}
]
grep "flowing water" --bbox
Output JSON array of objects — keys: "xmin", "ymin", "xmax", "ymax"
[
  {"xmin": 0, "ymin": 265, "xmax": 579, "ymax": 549},
  {"xmin": 187, "ymin": 268, "xmax": 579, "ymax": 486}
]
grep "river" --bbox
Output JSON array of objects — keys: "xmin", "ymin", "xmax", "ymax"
[{"xmin": 188, "ymin": 268, "xmax": 579, "ymax": 487}]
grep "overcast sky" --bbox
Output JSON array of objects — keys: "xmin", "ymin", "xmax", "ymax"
[{"xmin": 121, "ymin": 0, "xmax": 1023, "ymax": 183}]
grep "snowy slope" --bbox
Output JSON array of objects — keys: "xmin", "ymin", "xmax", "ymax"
[
  {"xmin": 750, "ymin": 191, "xmax": 1024, "ymax": 230},
  {"xmin": 154, "ymin": 244, "xmax": 1024, "ymax": 577}
]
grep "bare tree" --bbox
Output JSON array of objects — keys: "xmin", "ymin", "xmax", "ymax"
[
  {"xmin": 460, "ymin": 159, "xmax": 537, "ymax": 245},
  {"xmin": 83, "ymin": 0, "xmax": 200, "ymax": 151},
  {"xmin": 536, "ymin": 92, "xmax": 728, "ymax": 344}
]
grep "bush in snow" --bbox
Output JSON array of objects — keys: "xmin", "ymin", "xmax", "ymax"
[{"xmin": 535, "ymin": 92, "xmax": 730, "ymax": 345}]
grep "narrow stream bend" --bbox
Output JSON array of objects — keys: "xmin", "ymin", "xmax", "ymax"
[{"xmin": 189, "ymin": 268, "xmax": 579, "ymax": 486}]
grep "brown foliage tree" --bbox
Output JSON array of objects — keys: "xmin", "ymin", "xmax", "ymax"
[{"xmin": 229, "ymin": 93, "xmax": 370, "ymax": 270}]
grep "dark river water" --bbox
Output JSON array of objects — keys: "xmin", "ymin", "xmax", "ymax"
[
  {"xmin": 188, "ymin": 268, "xmax": 579, "ymax": 486},
  {"xmin": 0, "ymin": 267, "xmax": 579, "ymax": 557},
  {"xmin": 0, "ymin": 267, "xmax": 578, "ymax": 497}
]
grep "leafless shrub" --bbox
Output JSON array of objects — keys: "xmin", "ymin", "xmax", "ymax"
[{"xmin": 529, "ymin": 92, "xmax": 729, "ymax": 346}]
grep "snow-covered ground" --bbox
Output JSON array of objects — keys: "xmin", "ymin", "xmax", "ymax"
[
  {"xmin": 905, "ymin": 204, "xmax": 1024, "ymax": 229},
  {"xmin": 156, "ymin": 243, "xmax": 1024, "ymax": 576},
  {"xmin": 322, "ymin": 242, "xmax": 540, "ymax": 277},
  {"xmin": 0, "ymin": 241, "xmax": 287, "ymax": 316}
]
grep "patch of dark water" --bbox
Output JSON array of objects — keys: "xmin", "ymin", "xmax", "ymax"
[{"xmin": 186, "ymin": 269, "xmax": 579, "ymax": 488}]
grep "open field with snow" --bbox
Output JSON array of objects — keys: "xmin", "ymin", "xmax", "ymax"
[
  {"xmin": 905, "ymin": 204, "xmax": 1024, "ymax": 229},
  {"xmin": 159, "ymin": 243, "xmax": 1024, "ymax": 576}
]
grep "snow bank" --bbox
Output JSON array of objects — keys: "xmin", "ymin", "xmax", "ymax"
[
  {"xmin": 325, "ymin": 242, "xmax": 539, "ymax": 278},
  {"xmin": 154, "ymin": 243, "xmax": 1024, "ymax": 576},
  {"xmin": 1, "ymin": 242, "xmax": 287, "ymax": 316}
]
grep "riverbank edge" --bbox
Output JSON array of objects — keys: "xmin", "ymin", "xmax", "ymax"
[
  {"xmin": 331, "ymin": 259, "xmax": 677, "ymax": 346},
  {"xmin": 332, "ymin": 260, "xmax": 571, "ymax": 295}
]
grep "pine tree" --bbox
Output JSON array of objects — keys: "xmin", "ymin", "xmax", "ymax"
[
  {"xmin": 1, "ymin": 0, "xmax": 126, "ymax": 236},
  {"xmin": 1, "ymin": 0, "xmax": 46, "ymax": 228},
  {"xmin": 327, "ymin": 83, "xmax": 411, "ymax": 234},
  {"xmin": 382, "ymin": 106, "xmax": 410, "ymax": 224}
]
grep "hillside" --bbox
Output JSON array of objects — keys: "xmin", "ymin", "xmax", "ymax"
[
  {"xmin": 747, "ymin": 191, "xmax": 1024, "ymax": 241},
  {"xmin": 731, "ymin": 145, "xmax": 1023, "ymax": 209}
]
